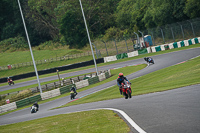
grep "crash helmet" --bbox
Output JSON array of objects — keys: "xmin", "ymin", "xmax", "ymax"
[{"xmin": 119, "ymin": 73, "xmax": 123, "ymax": 77}]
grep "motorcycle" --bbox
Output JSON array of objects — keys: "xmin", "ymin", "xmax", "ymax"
[
  {"xmin": 148, "ymin": 58, "xmax": 154, "ymax": 64},
  {"xmin": 144, "ymin": 57, "xmax": 154, "ymax": 64},
  {"xmin": 70, "ymin": 90, "xmax": 76, "ymax": 100},
  {"xmin": 8, "ymin": 80, "xmax": 14, "ymax": 86},
  {"xmin": 31, "ymin": 105, "xmax": 37, "ymax": 113},
  {"xmin": 121, "ymin": 81, "xmax": 132, "ymax": 99}
]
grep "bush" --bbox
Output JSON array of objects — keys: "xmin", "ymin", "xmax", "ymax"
[{"xmin": 10, "ymin": 89, "xmax": 33, "ymax": 103}]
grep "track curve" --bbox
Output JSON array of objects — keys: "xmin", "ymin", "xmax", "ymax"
[{"xmin": 0, "ymin": 48, "xmax": 200, "ymax": 133}]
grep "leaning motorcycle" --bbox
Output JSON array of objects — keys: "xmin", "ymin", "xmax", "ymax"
[
  {"xmin": 121, "ymin": 81, "xmax": 132, "ymax": 99},
  {"xmin": 8, "ymin": 80, "xmax": 14, "ymax": 86},
  {"xmin": 31, "ymin": 105, "xmax": 37, "ymax": 113},
  {"xmin": 148, "ymin": 58, "xmax": 154, "ymax": 64},
  {"xmin": 70, "ymin": 90, "xmax": 76, "ymax": 100}
]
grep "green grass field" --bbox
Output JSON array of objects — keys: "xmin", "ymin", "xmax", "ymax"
[
  {"xmin": 0, "ymin": 46, "xmax": 199, "ymax": 132},
  {"xmin": 0, "ymin": 44, "xmax": 200, "ymax": 78},
  {"xmin": 0, "ymin": 110, "xmax": 130, "ymax": 133}
]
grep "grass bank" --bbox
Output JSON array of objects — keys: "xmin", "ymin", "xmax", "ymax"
[
  {"xmin": 0, "ymin": 44, "xmax": 199, "ymax": 79},
  {"xmin": 0, "ymin": 110, "xmax": 130, "ymax": 133},
  {"xmin": 58, "ymin": 55, "xmax": 200, "ymax": 108}
]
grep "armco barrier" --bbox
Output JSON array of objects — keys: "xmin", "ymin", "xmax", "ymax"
[
  {"xmin": 98, "ymin": 73, "xmax": 106, "ymax": 81},
  {"xmin": 168, "ymin": 43, "xmax": 174, "ymax": 49},
  {"xmin": 173, "ymin": 42, "xmax": 178, "ymax": 48},
  {"xmin": 180, "ymin": 41, "xmax": 185, "ymax": 47},
  {"xmin": 160, "ymin": 45, "xmax": 165, "ymax": 51},
  {"xmin": 0, "ymin": 102, "xmax": 17, "ymax": 113},
  {"xmin": 60, "ymin": 84, "xmax": 74, "ymax": 95},
  {"xmin": 138, "ymin": 48, "xmax": 148, "ymax": 55},
  {"xmin": 88, "ymin": 76, "xmax": 99, "ymax": 85},
  {"xmin": 194, "ymin": 38, "xmax": 199, "ymax": 44},
  {"xmin": 184, "ymin": 40, "xmax": 189, "ymax": 46},
  {"xmin": 16, "ymin": 94, "xmax": 41, "ymax": 108},
  {"xmin": 0, "ymin": 58, "xmax": 104, "ymax": 83},
  {"xmin": 116, "ymin": 53, "xmax": 128, "ymax": 60},
  {"xmin": 192, "ymin": 38, "xmax": 195, "ymax": 44},
  {"xmin": 188, "ymin": 39, "xmax": 192, "ymax": 45},
  {"xmin": 127, "ymin": 51, "xmax": 139, "ymax": 57},
  {"xmin": 75, "ymin": 79, "xmax": 89, "ymax": 89},
  {"xmin": 104, "ymin": 56, "xmax": 117, "ymax": 63},
  {"xmin": 41, "ymin": 88, "xmax": 60, "ymax": 100},
  {"xmin": 105, "ymin": 71, "xmax": 110, "ymax": 79}
]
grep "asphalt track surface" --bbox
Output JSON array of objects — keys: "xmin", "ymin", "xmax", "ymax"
[{"xmin": 0, "ymin": 48, "xmax": 200, "ymax": 133}]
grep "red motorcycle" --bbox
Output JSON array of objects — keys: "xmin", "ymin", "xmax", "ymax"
[
  {"xmin": 8, "ymin": 79, "xmax": 14, "ymax": 86},
  {"xmin": 121, "ymin": 81, "xmax": 132, "ymax": 99}
]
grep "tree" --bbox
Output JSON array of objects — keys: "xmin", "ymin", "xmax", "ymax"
[{"xmin": 184, "ymin": 0, "xmax": 200, "ymax": 18}]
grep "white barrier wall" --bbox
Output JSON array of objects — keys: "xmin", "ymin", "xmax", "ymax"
[
  {"xmin": 98, "ymin": 73, "xmax": 106, "ymax": 81},
  {"xmin": 104, "ymin": 56, "xmax": 117, "ymax": 63},
  {"xmin": 75, "ymin": 79, "xmax": 89, "ymax": 89},
  {"xmin": 41, "ymin": 88, "xmax": 61, "ymax": 100},
  {"xmin": 168, "ymin": 43, "xmax": 174, "ymax": 49},
  {"xmin": 191, "ymin": 38, "xmax": 195, "ymax": 44},
  {"xmin": 127, "ymin": 51, "xmax": 139, "ymax": 57},
  {"xmin": 184, "ymin": 40, "xmax": 189, "ymax": 46},
  {"xmin": 151, "ymin": 46, "xmax": 156, "ymax": 52},
  {"xmin": 0, "ymin": 102, "xmax": 17, "ymax": 113},
  {"xmin": 108, "ymin": 69, "xmax": 111, "ymax": 76},
  {"xmin": 198, "ymin": 37, "xmax": 200, "ymax": 43},
  {"xmin": 160, "ymin": 45, "xmax": 165, "ymax": 51},
  {"xmin": 147, "ymin": 47, "xmax": 151, "ymax": 53},
  {"xmin": 177, "ymin": 41, "xmax": 181, "ymax": 48}
]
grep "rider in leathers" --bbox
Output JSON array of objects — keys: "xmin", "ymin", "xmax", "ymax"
[{"xmin": 117, "ymin": 73, "xmax": 131, "ymax": 95}]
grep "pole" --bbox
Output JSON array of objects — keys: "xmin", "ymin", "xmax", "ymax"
[
  {"xmin": 57, "ymin": 69, "xmax": 61, "ymax": 86},
  {"xmin": 17, "ymin": 0, "xmax": 42, "ymax": 93},
  {"xmin": 160, "ymin": 28, "xmax": 165, "ymax": 44},
  {"xmin": 102, "ymin": 40, "xmax": 108, "ymax": 56},
  {"xmin": 113, "ymin": 39, "xmax": 118, "ymax": 55},
  {"xmin": 79, "ymin": 0, "xmax": 98, "ymax": 75},
  {"xmin": 177, "ymin": 22, "xmax": 184, "ymax": 40},
  {"xmin": 187, "ymin": 20, "xmax": 195, "ymax": 38},
  {"xmin": 124, "ymin": 37, "xmax": 129, "ymax": 52},
  {"xmin": 92, "ymin": 43, "xmax": 98, "ymax": 59}
]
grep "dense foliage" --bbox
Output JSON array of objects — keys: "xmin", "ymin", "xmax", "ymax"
[{"xmin": 0, "ymin": 0, "xmax": 199, "ymax": 49}]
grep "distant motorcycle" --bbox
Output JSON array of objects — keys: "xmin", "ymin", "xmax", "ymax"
[
  {"xmin": 144, "ymin": 57, "xmax": 154, "ymax": 64},
  {"xmin": 70, "ymin": 90, "xmax": 76, "ymax": 100},
  {"xmin": 31, "ymin": 105, "xmax": 37, "ymax": 113},
  {"xmin": 121, "ymin": 81, "xmax": 132, "ymax": 99},
  {"xmin": 8, "ymin": 80, "xmax": 14, "ymax": 86}
]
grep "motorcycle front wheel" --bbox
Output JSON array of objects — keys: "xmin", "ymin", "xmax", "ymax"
[{"xmin": 127, "ymin": 90, "xmax": 132, "ymax": 98}]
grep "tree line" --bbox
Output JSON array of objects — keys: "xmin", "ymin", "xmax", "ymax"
[{"xmin": 0, "ymin": 0, "xmax": 199, "ymax": 49}]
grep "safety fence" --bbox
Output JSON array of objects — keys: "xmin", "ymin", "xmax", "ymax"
[
  {"xmin": 1, "ymin": 18, "xmax": 200, "ymax": 71},
  {"xmin": 0, "ymin": 70, "xmax": 111, "ymax": 113}
]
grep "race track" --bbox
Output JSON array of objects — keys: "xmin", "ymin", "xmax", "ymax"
[{"xmin": 0, "ymin": 48, "xmax": 200, "ymax": 133}]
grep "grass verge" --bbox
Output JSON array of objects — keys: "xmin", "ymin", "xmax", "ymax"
[
  {"xmin": 0, "ymin": 110, "xmax": 130, "ymax": 133},
  {"xmin": 0, "ymin": 43, "xmax": 199, "ymax": 82}
]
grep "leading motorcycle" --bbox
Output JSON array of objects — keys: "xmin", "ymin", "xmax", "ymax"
[
  {"xmin": 8, "ymin": 80, "xmax": 14, "ymax": 86},
  {"xmin": 121, "ymin": 81, "xmax": 132, "ymax": 99},
  {"xmin": 31, "ymin": 105, "xmax": 37, "ymax": 113}
]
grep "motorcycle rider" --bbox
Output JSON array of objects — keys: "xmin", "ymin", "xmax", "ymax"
[
  {"xmin": 117, "ymin": 73, "xmax": 131, "ymax": 95},
  {"xmin": 70, "ymin": 86, "xmax": 78, "ymax": 96},
  {"xmin": 33, "ymin": 102, "xmax": 39, "ymax": 111},
  {"xmin": 7, "ymin": 77, "xmax": 12, "ymax": 82},
  {"xmin": 144, "ymin": 57, "xmax": 153, "ymax": 63}
]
